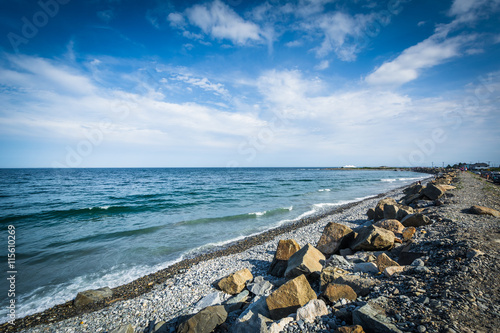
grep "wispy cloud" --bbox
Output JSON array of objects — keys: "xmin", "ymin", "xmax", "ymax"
[{"xmin": 365, "ymin": 35, "xmax": 475, "ymax": 86}]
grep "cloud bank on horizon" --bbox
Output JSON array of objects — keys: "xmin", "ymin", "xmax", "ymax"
[{"xmin": 0, "ymin": 0, "xmax": 499, "ymax": 168}]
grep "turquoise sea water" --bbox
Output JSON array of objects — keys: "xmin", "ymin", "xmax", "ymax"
[{"xmin": 0, "ymin": 168, "xmax": 429, "ymax": 322}]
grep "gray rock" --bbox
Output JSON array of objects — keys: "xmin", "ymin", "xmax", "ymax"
[
  {"xmin": 224, "ymin": 290, "xmax": 250, "ymax": 313},
  {"xmin": 238, "ymin": 296, "xmax": 271, "ymax": 322},
  {"xmin": 194, "ymin": 291, "xmax": 223, "ymax": 310},
  {"xmin": 247, "ymin": 276, "xmax": 273, "ymax": 296},
  {"xmin": 74, "ymin": 287, "xmax": 113, "ymax": 308},
  {"xmin": 177, "ymin": 305, "xmax": 227, "ymax": 333},
  {"xmin": 353, "ymin": 262, "xmax": 379, "ymax": 274},
  {"xmin": 326, "ymin": 254, "xmax": 353, "ymax": 270}
]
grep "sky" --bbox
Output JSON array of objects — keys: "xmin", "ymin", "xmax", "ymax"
[{"xmin": 0, "ymin": 0, "xmax": 499, "ymax": 168}]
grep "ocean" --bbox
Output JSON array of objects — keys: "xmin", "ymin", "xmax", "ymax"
[{"xmin": 0, "ymin": 168, "xmax": 428, "ymax": 322}]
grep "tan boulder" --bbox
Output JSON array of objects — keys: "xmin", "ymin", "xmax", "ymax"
[
  {"xmin": 218, "ymin": 268, "xmax": 253, "ymax": 295},
  {"xmin": 316, "ymin": 222, "xmax": 353, "ymax": 255},
  {"xmin": 440, "ymin": 185, "xmax": 456, "ymax": 191},
  {"xmin": 323, "ymin": 283, "xmax": 357, "ymax": 303},
  {"xmin": 266, "ymin": 274, "xmax": 317, "ymax": 320},
  {"xmin": 375, "ymin": 253, "xmax": 399, "ymax": 273},
  {"xmin": 374, "ymin": 219, "xmax": 405, "ymax": 234},
  {"xmin": 350, "ymin": 225, "xmax": 395, "ymax": 251},
  {"xmin": 285, "ymin": 243, "xmax": 325, "ymax": 279},
  {"xmin": 470, "ymin": 205, "xmax": 500, "ymax": 218},
  {"xmin": 268, "ymin": 239, "xmax": 301, "ymax": 277}
]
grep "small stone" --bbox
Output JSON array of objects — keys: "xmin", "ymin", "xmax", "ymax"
[
  {"xmin": 466, "ymin": 249, "xmax": 485, "ymax": 259},
  {"xmin": 375, "ymin": 253, "xmax": 399, "ymax": 273},
  {"xmin": 402, "ymin": 227, "xmax": 416, "ymax": 241},
  {"xmin": 417, "ymin": 325, "xmax": 427, "ymax": 332},
  {"xmin": 353, "ymin": 262, "xmax": 379, "ymax": 274}
]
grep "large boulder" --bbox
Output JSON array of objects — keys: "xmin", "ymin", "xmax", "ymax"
[
  {"xmin": 316, "ymin": 222, "xmax": 353, "ymax": 255},
  {"xmin": 470, "ymin": 205, "xmax": 500, "ymax": 217},
  {"xmin": 285, "ymin": 243, "xmax": 325, "ymax": 279},
  {"xmin": 177, "ymin": 305, "xmax": 227, "ymax": 333},
  {"xmin": 296, "ymin": 299, "xmax": 329, "ymax": 323},
  {"xmin": 400, "ymin": 214, "xmax": 431, "ymax": 227},
  {"xmin": 366, "ymin": 208, "xmax": 376, "ymax": 220},
  {"xmin": 218, "ymin": 268, "xmax": 253, "ymax": 295},
  {"xmin": 350, "ymin": 225, "xmax": 395, "ymax": 251},
  {"xmin": 232, "ymin": 296, "xmax": 271, "ymax": 332},
  {"xmin": 268, "ymin": 239, "xmax": 301, "ymax": 277},
  {"xmin": 373, "ymin": 219, "xmax": 404, "ymax": 234},
  {"xmin": 322, "ymin": 283, "xmax": 357, "ymax": 303},
  {"xmin": 74, "ymin": 287, "xmax": 113, "ymax": 308},
  {"xmin": 382, "ymin": 204, "xmax": 399, "ymax": 220},
  {"xmin": 422, "ymin": 183, "xmax": 445, "ymax": 200},
  {"xmin": 374, "ymin": 198, "xmax": 397, "ymax": 221},
  {"xmin": 352, "ymin": 297, "xmax": 402, "ymax": 333},
  {"xmin": 403, "ymin": 183, "xmax": 423, "ymax": 195},
  {"xmin": 320, "ymin": 266, "xmax": 348, "ymax": 292},
  {"xmin": 266, "ymin": 274, "xmax": 317, "ymax": 320}
]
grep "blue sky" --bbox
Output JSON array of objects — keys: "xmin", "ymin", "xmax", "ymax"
[{"xmin": 0, "ymin": 0, "xmax": 499, "ymax": 168}]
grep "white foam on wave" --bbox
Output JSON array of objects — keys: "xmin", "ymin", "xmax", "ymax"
[
  {"xmin": 318, "ymin": 189, "xmax": 331, "ymax": 192},
  {"xmin": 249, "ymin": 211, "xmax": 267, "ymax": 216},
  {"xmin": 1, "ymin": 258, "xmax": 182, "ymax": 324}
]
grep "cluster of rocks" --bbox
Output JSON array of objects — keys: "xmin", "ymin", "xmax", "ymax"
[{"xmin": 134, "ymin": 172, "xmax": 473, "ymax": 333}]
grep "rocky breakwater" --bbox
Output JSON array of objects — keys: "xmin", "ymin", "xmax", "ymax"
[{"xmin": 12, "ymin": 170, "xmax": 500, "ymax": 333}]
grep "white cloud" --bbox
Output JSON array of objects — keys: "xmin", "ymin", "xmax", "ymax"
[
  {"xmin": 167, "ymin": 12, "xmax": 186, "ymax": 28},
  {"xmin": 184, "ymin": 0, "xmax": 262, "ymax": 45},
  {"xmin": 314, "ymin": 60, "xmax": 329, "ymax": 70},
  {"xmin": 365, "ymin": 35, "xmax": 473, "ymax": 86},
  {"xmin": 170, "ymin": 74, "xmax": 229, "ymax": 97}
]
